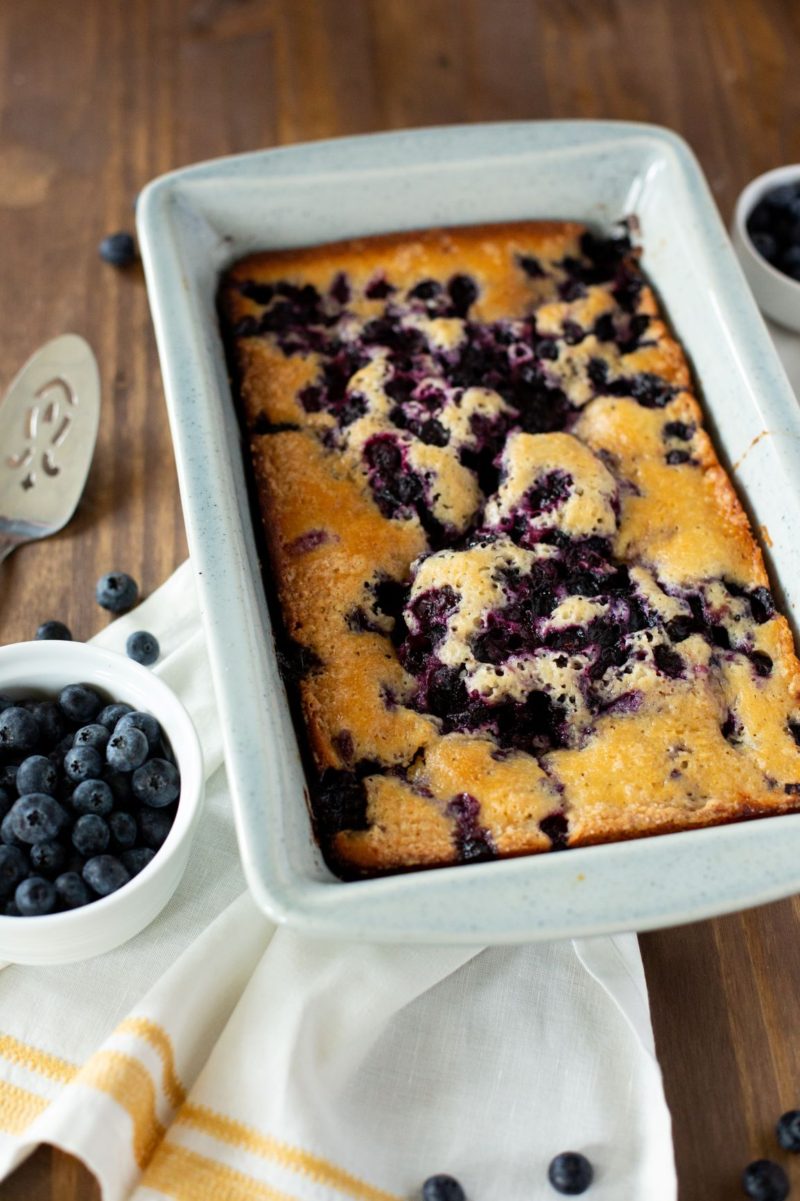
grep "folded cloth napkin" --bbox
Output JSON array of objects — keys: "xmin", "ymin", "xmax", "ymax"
[{"xmin": 0, "ymin": 562, "xmax": 676, "ymax": 1201}]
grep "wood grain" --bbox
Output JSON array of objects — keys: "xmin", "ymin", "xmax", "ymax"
[{"xmin": 0, "ymin": 2, "xmax": 799, "ymax": 1198}]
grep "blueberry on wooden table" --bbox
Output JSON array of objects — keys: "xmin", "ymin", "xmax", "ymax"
[
  {"xmin": 95, "ymin": 571, "xmax": 139, "ymax": 613},
  {"xmin": 422, "ymin": 1175, "xmax": 466, "ymax": 1201},
  {"xmin": 776, "ymin": 1109, "xmax": 800, "ymax": 1152},
  {"xmin": 741, "ymin": 1159, "xmax": 790, "ymax": 1201},
  {"xmin": 126, "ymin": 630, "xmax": 160, "ymax": 666},
  {"xmin": 547, "ymin": 1152, "xmax": 594, "ymax": 1194},
  {"xmin": 98, "ymin": 231, "xmax": 138, "ymax": 267},
  {"xmin": 35, "ymin": 620, "xmax": 72, "ymax": 641}
]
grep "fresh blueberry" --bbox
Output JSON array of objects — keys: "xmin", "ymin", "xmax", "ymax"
[
  {"xmin": 0, "ymin": 787, "xmax": 12, "ymax": 820},
  {"xmin": 741, "ymin": 1159, "xmax": 789, "ymax": 1201},
  {"xmin": 0, "ymin": 812, "xmax": 25, "ymax": 847},
  {"xmin": 751, "ymin": 232, "xmax": 778, "ymax": 264},
  {"xmin": 137, "ymin": 803, "xmax": 176, "ymax": 849},
  {"xmin": 83, "ymin": 854, "xmax": 131, "ymax": 896},
  {"xmin": 59, "ymin": 684, "xmax": 103, "ymax": 723},
  {"xmin": 35, "ymin": 620, "xmax": 73, "ymax": 641},
  {"xmin": 73, "ymin": 723, "xmax": 110, "ymax": 752},
  {"xmin": 55, "ymin": 871, "xmax": 92, "ymax": 909},
  {"xmin": 95, "ymin": 571, "xmax": 138, "ymax": 613},
  {"xmin": 72, "ymin": 814, "xmax": 110, "ymax": 857},
  {"xmin": 49, "ymin": 732, "xmax": 76, "ymax": 768},
  {"xmin": 108, "ymin": 810, "xmax": 137, "ymax": 849},
  {"xmin": 9, "ymin": 794, "xmax": 68, "ymax": 844},
  {"xmin": 132, "ymin": 758, "xmax": 180, "ymax": 807},
  {"xmin": 15, "ymin": 875, "xmax": 57, "ymax": 916},
  {"xmin": 422, "ymin": 1176, "xmax": 466, "ymax": 1201},
  {"xmin": 103, "ymin": 768, "xmax": 133, "ymax": 804},
  {"xmin": 25, "ymin": 701, "xmax": 68, "ymax": 748},
  {"xmin": 106, "ymin": 725, "xmax": 149, "ymax": 771},
  {"xmin": 16, "ymin": 755, "xmax": 58, "ymax": 797},
  {"xmin": 0, "ymin": 706, "xmax": 40, "ymax": 753},
  {"xmin": 121, "ymin": 846, "xmax": 156, "ymax": 876},
  {"xmin": 0, "ymin": 765, "xmax": 18, "ymax": 794},
  {"xmin": 98, "ymin": 231, "xmax": 138, "ymax": 267},
  {"xmin": 3, "ymin": 901, "xmax": 19, "ymax": 916},
  {"xmin": 0, "ymin": 694, "xmax": 13, "ymax": 713},
  {"xmin": 97, "ymin": 702, "xmax": 134, "ymax": 730},
  {"xmin": 0, "ymin": 845, "xmax": 28, "ymax": 898},
  {"xmin": 780, "ymin": 245, "xmax": 800, "ymax": 282},
  {"xmin": 776, "ymin": 1109, "xmax": 800, "ymax": 1152},
  {"xmin": 64, "ymin": 745, "xmax": 104, "ymax": 783},
  {"xmin": 30, "ymin": 840, "xmax": 67, "ymax": 877},
  {"xmin": 116, "ymin": 710, "xmax": 161, "ymax": 752},
  {"xmin": 126, "ymin": 630, "xmax": 160, "ymax": 666},
  {"xmin": 547, "ymin": 1152, "xmax": 594, "ymax": 1195},
  {"xmin": 71, "ymin": 778, "xmax": 114, "ymax": 817}
]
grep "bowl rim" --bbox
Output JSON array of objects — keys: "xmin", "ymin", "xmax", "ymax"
[
  {"xmin": 0, "ymin": 640, "xmax": 204, "ymax": 930},
  {"xmin": 733, "ymin": 162, "xmax": 800, "ymax": 290}
]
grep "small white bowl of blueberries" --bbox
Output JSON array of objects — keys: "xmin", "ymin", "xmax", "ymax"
[
  {"xmin": 733, "ymin": 164, "xmax": 800, "ymax": 332},
  {"xmin": 0, "ymin": 634, "xmax": 203, "ymax": 965}
]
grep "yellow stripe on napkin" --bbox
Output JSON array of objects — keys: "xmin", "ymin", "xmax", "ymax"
[
  {"xmin": 118, "ymin": 1017, "xmax": 187, "ymax": 1108},
  {"xmin": 177, "ymin": 1103, "xmax": 400, "ymax": 1201},
  {"xmin": 79, "ymin": 1050, "xmax": 165, "ymax": 1167},
  {"xmin": 142, "ymin": 1141, "xmax": 301, "ymax": 1201},
  {"xmin": 0, "ymin": 1079, "xmax": 49, "ymax": 1135},
  {"xmin": 0, "ymin": 1034, "xmax": 77, "ymax": 1084}
]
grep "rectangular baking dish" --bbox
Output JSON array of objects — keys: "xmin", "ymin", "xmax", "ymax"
[{"xmin": 137, "ymin": 121, "xmax": 800, "ymax": 943}]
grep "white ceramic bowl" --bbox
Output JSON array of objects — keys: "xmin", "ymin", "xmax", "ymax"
[
  {"xmin": 0, "ymin": 641, "xmax": 203, "ymax": 964},
  {"xmin": 732, "ymin": 164, "xmax": 800, "ymax": 332}
]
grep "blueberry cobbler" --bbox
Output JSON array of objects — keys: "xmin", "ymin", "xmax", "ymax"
[{"xmin": 219, "ymin": 222, "xmax": 800, "ymax": 878}]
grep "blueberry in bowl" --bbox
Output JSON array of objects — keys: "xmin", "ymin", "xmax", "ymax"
[
  {"xmin": 0, "ymin": 640, "xmax": 203, "ymax": 964},
  {"xmin": 733, "ymin": 164, "xmax": 800, "ymax": 332}
]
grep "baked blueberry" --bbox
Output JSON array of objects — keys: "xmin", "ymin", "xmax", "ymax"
[
  {"xmin": 547, "ymin": 1152, "xmax": 593, "ymax": 1195},
  {"xmin": 422, "ymin": 1175, "xmax": 466, "ymax": 1201},
  {"xmin": 64, "ymin": 745, "xmax": 104, "ymax": 783},
  {"xmin": 126, "ymin": 630, "xmax": 160, "ymax": 666},
  {"xmin": 59, "ymin": 684, "xmax": 103, "ymax": 723},
  {"xmin": 132, "ymin": 758, "xmax": 180, "ymax": 807},
  {"xmin": 776, "ymin": 1109, "xmax": 800, "ymax": 1152},
  {"xmin": 55, "ymin": 871, "xmax": 91, "ymax": 909},
  {"xmin": 35, "ymin": 620, "xmax": 73, "ymax": 641},
  {"xmin": 106, "ymin": 725, "xmax": 149, "ymax": 771},
  {"xmin": 71, "ymin": 778, "xmax": 114, "ymax": 817},
  {"xmin": 82, "ymin": 854, "xmax": 131, "ymax": 896},
  {"xmin": 0, "ymin": 845, "xmax": 28, "ymax": 898},
  {"xmin": 72, "ymin": 814, "xmax": 110, "ymax": 857},
  {"xmin": 741, "ymin": 1159, "xmax": 789, "ymax": 1201},
  {"xmin": 16, "ymin": 755, "xmax": 58, "ymax": 797},
  {"xmin": 15, "ymin": 876, "xmax": 57, "ymax": 916},
  {"xmin": 98, "ymin": 231, "xmax": 137, "ymax": 267},
  {"xmin": 0, "ymin": 706, "xmax": 40, "ymax": 753},
  {"xmin": 95, "ymin": 571, "xmax": 139, "ymax": 613},
  {"xmin": 9, "ymin": 794, "xmax": 68, "ymax": 844}
]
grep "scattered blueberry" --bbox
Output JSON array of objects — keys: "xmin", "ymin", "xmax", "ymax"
[
  {"xmin": 0, "ymin": 706, "xmax": 40, "ymax": 753},
  {"xmin": 83, "ymin": 854, "xmax": 131, "ymax": 896},
  {"xmin": 9, "ymin": 794, "xmax": 68, "ymax": 844},
  {"xmin": 30, "ymin": 840, "xmax": 67, "ymax": 877},
  {"xmin": 126, "ymin": 630, "xmax": 160, "ymax": 666},
  {"xmin": 64, "ymin": 744, "xmax": 104, "ymax": 783},
  {"xmin": 422, "ymin": 1176, "xmax": 465, "ymax": 1201},
  {"xmin": 108, "ymin": 810, "xmax": 137, "ymax": 849},
  {"xmin": 547, "ymin": 1152, "xmax": 594, "ymax": 1195},
  {"xmin": 55, "ymin": 871, "xmax": 91, "ymax": 909},
  {"xmin": 15, "ymin": 876, "xmax": 57, "ymax": 916},
  {"xmin": 741, "ymin": 1159, "xmax": 789, "ymax": 1201},
  {"xmin": 95, "ymin": 571, "xmax": 139, "ymax": 613},
  {"xmin": 73, "ymin": 723, "xmax": 110, "ymax": 752},
  {"xmin": 59, "ymin": 684, "xmax": 102, "ymax": 724},
  {"xmin": 121, "ymin": 846, "xmax": 156, "ymax": 876},
  {"xmin": 71, "ymin": 778, "xmax": 114, "ymax": 817},
  {"xmin": 132, "ymin": 758, "xmax": 180, "ymax": 807},
  {"xmin": 97, "ymin": 703, "xmax": 133, "ymax": 731},
  {"xmin": 0, "ymin": 846, "xmax": 28, "ymax": 898},
  {"xmin": 72, "ymin": 814, "xmax": 110, "ymax": 857},
  {"xmin": 98, "ymin": 231, "xmax": 138, "ymax": 268},
  {"xmin": 16, "ymin": 755, "xmax": 58, "ymax": 797},
  {"xmin": 106, "ymin": 725, "xmax": 149, "ymax": 771},
  {"xmin": 776, "ymin": 1109, "xmax": 800, "ymax": 1152},
  {"xmin": 35, "ymin": 620, "xmax": 73, "ymax": 641}
]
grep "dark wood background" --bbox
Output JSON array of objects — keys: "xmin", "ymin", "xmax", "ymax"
[{"xmin": 2, "ymin": 2, "xmax": 799, "ymax": 1198}]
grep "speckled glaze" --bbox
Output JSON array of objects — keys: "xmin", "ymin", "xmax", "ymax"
[{"xmin": 137, "ymin": 122, "xmax": 800, "ymax": 943}]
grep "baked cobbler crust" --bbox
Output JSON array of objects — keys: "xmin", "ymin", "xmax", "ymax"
[{"xmin": 219, "ymin": 222, "xmax": 800, "ymax": 877}]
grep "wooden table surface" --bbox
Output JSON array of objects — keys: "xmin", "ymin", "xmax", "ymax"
[{"xmin": 1, "ymin": 2, "xmax": 799, "ymax": 1198}]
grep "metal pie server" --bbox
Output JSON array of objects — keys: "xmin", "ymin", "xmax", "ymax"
[{"xmin": 0, "ymin": 334, "xmax": 100, "ymax": 564}]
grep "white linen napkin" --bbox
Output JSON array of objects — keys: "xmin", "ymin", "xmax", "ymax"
[{"xmin": 0, "ymin": 562, "xmax": 676, "ymax": 1201}]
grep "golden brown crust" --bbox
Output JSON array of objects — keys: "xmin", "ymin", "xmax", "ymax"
[{"xmin": 220, "ymin": 220, "xmax": 800, "ymax": 877}]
